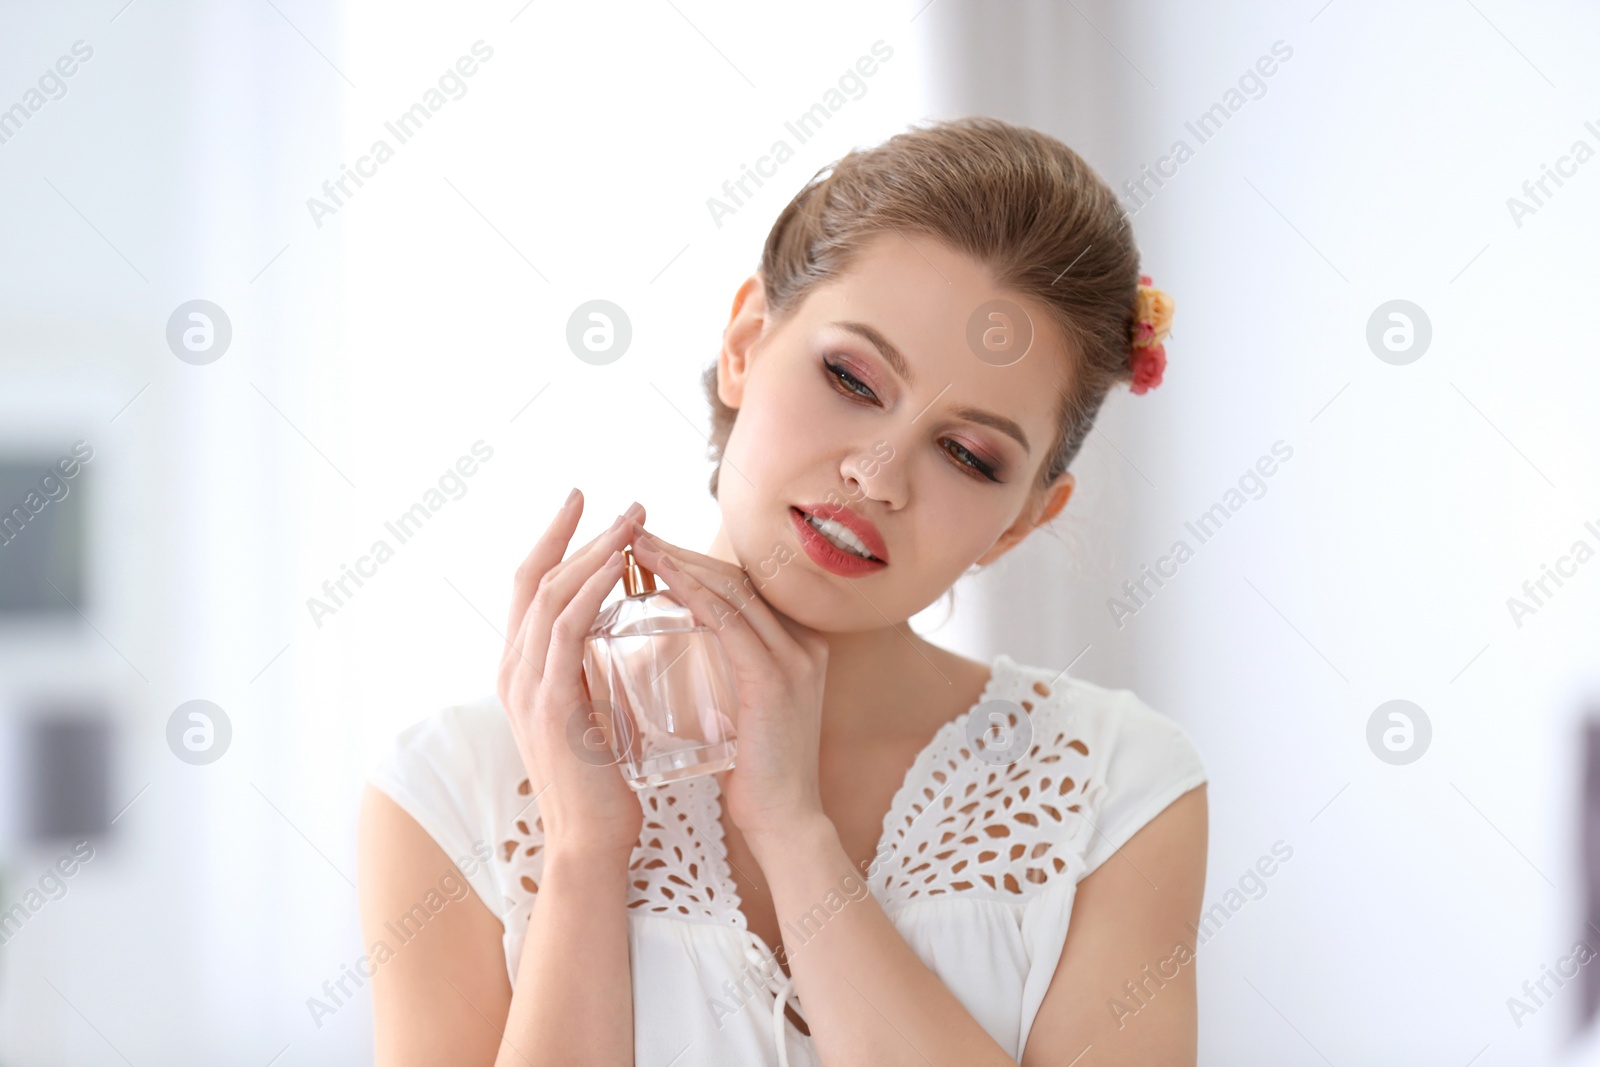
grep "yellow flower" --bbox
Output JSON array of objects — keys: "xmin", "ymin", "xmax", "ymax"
[{"xmin": 1134, "ymin": 285, "xmax": 1175, "ymax": 347}]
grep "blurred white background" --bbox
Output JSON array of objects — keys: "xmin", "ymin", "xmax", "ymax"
[{"xmin": 1, "ymin": 0, "xmax": 1597, "ymax": 1064}]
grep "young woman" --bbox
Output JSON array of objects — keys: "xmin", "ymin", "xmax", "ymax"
[{"xmin": 358, "ymin": 116, "xmax": 1207, "ymax": 1066}]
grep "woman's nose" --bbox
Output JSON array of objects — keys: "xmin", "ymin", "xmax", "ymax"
[{"xmin": 840, "ymin": 438, "xmax": 906, "ymax": 511}]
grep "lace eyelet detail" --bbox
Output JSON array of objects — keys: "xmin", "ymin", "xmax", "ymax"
[
  {"xmin": 869, "ymin": 666, "xmax": 1103, "ymax": 910},
  {"xmin": 498, "ymin": 659, "xmax": 1107, "ymax": 929},
  {"xmin": 625, "ymin": 775, "xmax": 732, "ymax": 922}
]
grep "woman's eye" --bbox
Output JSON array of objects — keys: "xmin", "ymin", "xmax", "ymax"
[
  {"xmin": 824, "ymin": 358, "xmax": 877, "ymax": 401},
  {"xmin": 944, "ymin": 439, "xmax": 1000, "ymax": 481},
  {"xmin": 824, "ymin": 356, "xmax": 1001, "ymax": 483}
]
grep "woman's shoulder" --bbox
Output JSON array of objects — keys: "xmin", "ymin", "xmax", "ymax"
[
  {"xmin": 367, "ymin": 695, "xmax": 527, "ymax": 910},
  {"xmin": 873, "ymin": 651, "xmax": 1206, "ymax": 908},
  {"xmin": 994, "ymin": 654, "xmax": 1208, "ymax": 878},
  {"xmin": 371, "ymin": 694, "xmax": 521, "ymax": 794},
  {"xmin": 994, "ymin": 653, "xmax": 1203, "ymax": 747}
]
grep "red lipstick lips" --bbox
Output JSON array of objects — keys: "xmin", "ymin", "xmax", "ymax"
[{"xmin": 789, "ymin": 502, "xmax": 889, "ymax": 578}]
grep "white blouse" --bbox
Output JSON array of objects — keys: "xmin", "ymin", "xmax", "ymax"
[{"xmin": 369, "ymin": 653, "xmax": 1207, "ymax": 1066}]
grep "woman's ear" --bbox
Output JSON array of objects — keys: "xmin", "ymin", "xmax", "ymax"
[
  {"xmin": 974, "ymin": 473, "xmax": 1075, "ymax": 567},
  {"xmin": 717, "ymin": 273, "xmax": 768, "ymax": 410}
]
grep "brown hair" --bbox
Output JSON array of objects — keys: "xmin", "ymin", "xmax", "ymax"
[{"xmin": 701, "ymin": 115, "xmax": 1145, "ymax": 500}]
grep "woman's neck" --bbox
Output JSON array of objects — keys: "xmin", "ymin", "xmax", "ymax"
[
  {"xmin": 703, "ymin": 524, "xmax": 975, "ymax": 747},
  {"xmin": 818, "ymin": 625, "xmax": 957, "ymax": 744}
]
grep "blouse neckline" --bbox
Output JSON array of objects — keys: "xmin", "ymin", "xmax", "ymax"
[{"xmin": 706, "ymin": 652, "xmax": 1017, "ymax": 963}]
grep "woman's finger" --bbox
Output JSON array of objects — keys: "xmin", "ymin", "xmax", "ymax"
[
  {"xmin": 498, "ymin": 590, "xmax": 549, "ymax": 706},
  {"xmin": 546, "ymin": 548, "xmax": 628, "ymax": 688},
  {"xmin": 650, "ymin": 552, "xmax": 773, "ymax": 666},
  {"xmin": 518, "ymin": 513, "xmax": 640, "ymax": 682},
  {"xmin": 540, "ymin": 501, "xmax": 645, "ymax": 601},
  {"xmin": 506, "ymin": 496, "xmax": 645, "ymax": 639},
  {"xmin": 628, "ymin": 522, "xmax": 756, "ymax": 586},
  {"xmin": 506, "ymin": 488, "xmax": 585, "ymax": 639},
  {"xmin": 631, "ymin": 527, "xmax": 800, "ymax": 657}
]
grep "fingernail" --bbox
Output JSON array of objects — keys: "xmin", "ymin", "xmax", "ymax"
[
  {"xmin": 563, "ymin": 487, "xmax": 580, "ymax": 511},
  {"xmin": 656, "ymin": 553, "xmax": 677, "ymax": 572},
  {"xmin": 624, "ymin": 500, "xmax": 643, "ymax": 519},
  {"xmin": 606, "ymin": 548, "xmax": 622, "ymax": 566}
]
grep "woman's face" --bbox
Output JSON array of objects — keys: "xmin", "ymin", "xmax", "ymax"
[{"xmin": 711, "ymin": 230, "xmax": 1077, "ymax": 634}]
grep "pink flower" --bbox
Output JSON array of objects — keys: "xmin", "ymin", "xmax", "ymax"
[
  {"xmin": 1130, "ymin": 273, "xmax": 1173, "ymax": 395},
  {"xmin": 1129, "ymin": 343, "xmax": 1166, "ymax": 395}
]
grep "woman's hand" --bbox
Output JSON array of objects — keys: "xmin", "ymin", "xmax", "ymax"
[
  {"xmin": 627, "ymin": 522, "xmax": 831, "ymax": 841},
  {"xmin": 497, "ymin": 491, "xmax": 645, "ymax": 863}
]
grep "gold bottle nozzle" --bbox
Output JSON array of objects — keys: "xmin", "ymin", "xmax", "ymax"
[{"xmin": 621, "ymin": 545, "xmax": 656, "ymax": 596}]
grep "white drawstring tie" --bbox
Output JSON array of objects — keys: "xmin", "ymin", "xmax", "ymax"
[
  {"xmin": 771, "ymin": 971, "xmax": 798, "ymax": 1067},
  {"xmin": 742, "ymin": 932, "xmax": 802, "ymax": 1067}
]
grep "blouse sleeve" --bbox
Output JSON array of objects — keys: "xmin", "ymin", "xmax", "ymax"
[
  {"xmin": 367, "ymin": 703, "xmax": 505, "ymax": 912},
  {"xmin": 1079, "ymin": 690, "xmax": 1208, "ymax": 878}
]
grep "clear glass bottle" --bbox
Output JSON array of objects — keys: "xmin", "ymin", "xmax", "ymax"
[{"xmin": 582, "ymin": 545, "xmax": 740, "ymax": 789}]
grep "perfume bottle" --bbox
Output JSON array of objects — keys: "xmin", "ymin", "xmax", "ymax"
[{"xmin": 582, "ymin": 545, "xmax": 740, "ymax": 790}]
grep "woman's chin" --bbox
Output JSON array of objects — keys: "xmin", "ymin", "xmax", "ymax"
[
  {"xmin": 741, "ymin": 567, "xmax": 896, "ymax": 636},
  {"xmin": 721, "ymin": 523, "xmax": 892, "ymax": 633}
]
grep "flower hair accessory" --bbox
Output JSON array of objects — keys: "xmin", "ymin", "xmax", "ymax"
[{"xmin": 1129, "ymin": 273, "xmax": 1174, "ymax": 395}]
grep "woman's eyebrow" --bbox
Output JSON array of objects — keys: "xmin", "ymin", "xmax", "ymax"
[
  {"xmin": 831, "ymin": 320, "xmax": 1031, "ymax": 455},
  {"xmin": 834, "ymin": 321, "xmax": 914, "ymax": 385},
  {"xmin": 951, "ymin": 405, "xmax": 1031, "ymax": 455}
]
